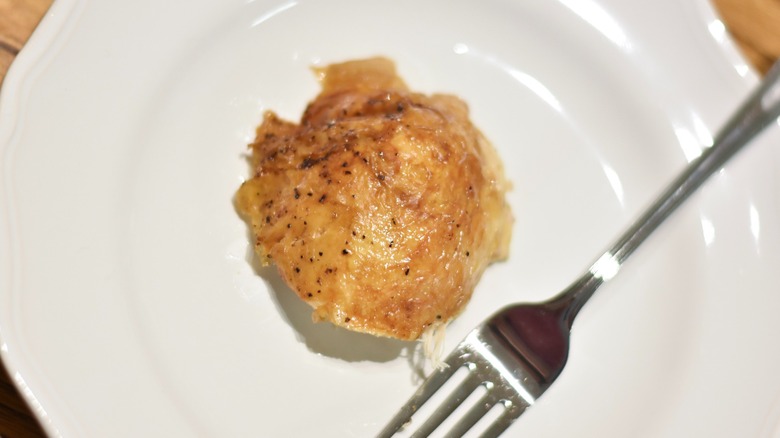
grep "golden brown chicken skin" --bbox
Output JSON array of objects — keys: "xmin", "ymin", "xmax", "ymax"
[{"xmin": 235, "ymin": 58, "xmax": 512, "ymax": 340}]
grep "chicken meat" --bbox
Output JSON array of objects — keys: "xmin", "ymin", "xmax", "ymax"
[{"xmin": 235, "ymin": 57, "xmax": 512, "ymax": 341}]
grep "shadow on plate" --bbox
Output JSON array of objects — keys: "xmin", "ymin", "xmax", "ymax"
[{"xmin": 248, "ymin": 249, "xmax": 421, "ymax": 365}]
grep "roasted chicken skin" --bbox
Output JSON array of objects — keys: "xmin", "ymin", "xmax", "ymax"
[{"xmin": 235, "ymin": 58, "xmax": 512, "ymax": 340}]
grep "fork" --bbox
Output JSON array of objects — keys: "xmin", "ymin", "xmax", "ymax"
[{"xmin": 378, "ymin": 60, "xmax": 780, "ymax": 438}]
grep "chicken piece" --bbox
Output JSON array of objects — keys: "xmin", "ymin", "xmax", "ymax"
[{"xmin": 235, "ymin": 58, "xmax": 512, "ymax": 341}]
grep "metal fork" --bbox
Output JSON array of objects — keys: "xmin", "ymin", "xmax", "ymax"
[{"xmin": 378, "ymin": 60, "xmax": 780, "ymax": 438}]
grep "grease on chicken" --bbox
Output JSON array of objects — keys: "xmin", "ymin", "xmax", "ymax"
[{"xmin": 235, "ymin": 58, "xmax": 512, "ymax": 341}]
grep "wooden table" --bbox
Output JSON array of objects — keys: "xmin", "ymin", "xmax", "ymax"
[{"xmin": 1, "ymin": 0, "xmax": 779, "ymax": 436}]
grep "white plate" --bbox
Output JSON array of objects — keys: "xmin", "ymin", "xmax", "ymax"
[{"xmin": 2, "ymin": 0, "xmax": 780, "ymax": 436}]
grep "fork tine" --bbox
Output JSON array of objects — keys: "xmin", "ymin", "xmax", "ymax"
[
  {"xmin": 410, "ymin": 373, "xmax": 481, "ymax": 437},
  {"xmin": 443, "ymin": 390, "xmax": 496, "ymax": 437},
  {"xmin": 377, "ymin": 356, "xmax": 465, "ymax": 437},
  {"xmin": 478, "ymin": 401, "xmax": 527, "ymax": 438}
]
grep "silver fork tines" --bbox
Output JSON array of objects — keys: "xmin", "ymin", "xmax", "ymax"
[
  {"xmin": 379, "ymin": 59, "xmax": 780, "ymax": 438},
  {"xmin": 379, "ymin": 302, "xmax": 570, "ymax": 438}
]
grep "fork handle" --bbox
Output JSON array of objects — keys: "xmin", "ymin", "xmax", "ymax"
[{"xmin": 553, "ymin": 60, "xmax": 780, "ymax": 325}]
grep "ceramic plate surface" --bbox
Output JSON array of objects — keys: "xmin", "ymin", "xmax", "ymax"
[{"xmin": 2, "ymin": 0, "xmax": 780, "ymax": 436}]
